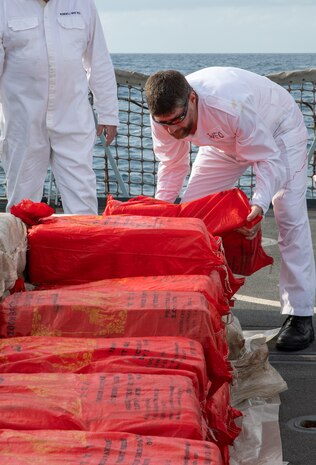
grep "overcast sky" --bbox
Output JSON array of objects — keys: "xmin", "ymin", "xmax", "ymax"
[{"xmin": 95, "ymin": 0, "xmax": 316, "ymax": 54}]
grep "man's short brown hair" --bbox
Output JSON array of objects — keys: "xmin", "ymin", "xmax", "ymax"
[{"xmin": 145, "ymin": 70, "xmax": 191, "ymax": 116}]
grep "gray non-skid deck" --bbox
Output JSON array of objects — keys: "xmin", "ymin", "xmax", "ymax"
[{"xmin": 232, "ymin": 206, "xmax": 316, "ymax": 465}]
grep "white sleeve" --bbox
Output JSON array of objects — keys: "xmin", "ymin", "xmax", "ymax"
[
  {"xmin": 84, "ymin": 1, "xmax": 119, "ymax": 126},
  {"xmin": 152, "ymin": 119, "xmax": 191, "ymax": 203},
  {"xmin": 234, "ymin": 105, "xmax": 287, "ymax": 213}
]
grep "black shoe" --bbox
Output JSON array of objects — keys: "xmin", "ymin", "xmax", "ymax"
[{"xmin": 276, "ymin": 316, "xmax": 314, "ymax": 351}]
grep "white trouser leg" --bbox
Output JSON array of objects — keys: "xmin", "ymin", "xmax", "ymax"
[
  {"xmin": 181, "ymin": 146, "xmax": 249, "ymax": 202},
  {"xmin": 273, "ymin": 141, "xmax": 316, "ymax": 317},
  {"xmin": 50, "ymin": 129, "xmax": 98, "ymax": 215},
  {"xmin": 1, "ymin": 132, "xmax": 51, "ymax": 212}
]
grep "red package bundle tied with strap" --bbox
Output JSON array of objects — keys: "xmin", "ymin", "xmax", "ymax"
[
  {"xmin": 0, "ymin": 335, "xmax": 209, "ymax": 403},
  {"xmin": 104, "ymin": 189, "xmax": 273, "ymax": 276},
  {"xmin": 0, "ymin": 430, "xmax": 224, "ymax": 465},
  {"xmin": 27, "ymin": 214, "xmax": 227, "ymax": 286},
  {"xmin": 0, "ymin": 372, "xmax": 206, "ymax": 440},
  {"xmin": 0, "ymin": 288, "xmax": 232, "ymax": 394}
]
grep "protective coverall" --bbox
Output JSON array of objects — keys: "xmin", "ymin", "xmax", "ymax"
[
  {"xmin": 151, "ymin": 67, "xmax": 315, "ymax": 317},
  {"xmin": 0, "ymin": 0, "xmax": 119, "ymax": 214}
]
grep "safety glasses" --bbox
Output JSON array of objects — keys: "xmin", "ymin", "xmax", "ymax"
[{"xmin": 152, "ymin": 97, "xmax": 189, "ymax": 126}]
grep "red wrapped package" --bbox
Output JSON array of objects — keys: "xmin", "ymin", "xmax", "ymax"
[
  {"xmin": 27, "ymin": 214, "xmax": 227, "ymax": 286},
  {"xmin": 0, "ymin": 335, "xmax": 209, "ymax": 402},
  {"xmin": 35, "ymin": 273, "xmax": 231, "ymax": 357},
  {"xmin": 0, "ymin": 430, "xmax": 224, "ymax": 465},
  {"xmin": 0, "ymin": 372, "xmax": 206, "ymax": 439},
  {"xmin": 105, "ymin": 194, "xmax": 182, "ymax": 217},
  {"xmin": 0, "ymin": 288, "xmax": 232, "ymax": 394},
  {"xmin": 104, "ymin": 190, "xmax": 273, "ymax": 276},
  {"xmin": 10, "ymin": 199, "xmax": 54, "ymax": 226},
  {"xmin": 39, "ymin": 272, "xmax": 233, "ymax": 315}
]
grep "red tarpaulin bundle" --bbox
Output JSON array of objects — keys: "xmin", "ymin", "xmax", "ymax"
[
  {"xmin": 104, "ymin": 189, "xmax": 273, "ymax": 276},
  {"xmin": 0, "ymin": 430, "xmax": 224, "ymax": 465},
  {"xmin": 0, "ymin": 288, "xmax": 231, "ymax": 394},
  {"xmin": 27, "ymin": 215, "xmax": 228, "ymax": 286},
  {"xmin": 0, "ymin": 335, "xmax": 209, "ymax": 402},
  {"xmin": 0, "ymin": 372, "xmax": 206, "ymax": 440}
]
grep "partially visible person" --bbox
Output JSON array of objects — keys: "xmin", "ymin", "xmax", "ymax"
[
  {"xmin": 145, "ymin": 67, "xmax": 315, "ymax": 351},
  {"xmin": 0, "ymin": 0, "xmax": 119, "ymax": 214}
]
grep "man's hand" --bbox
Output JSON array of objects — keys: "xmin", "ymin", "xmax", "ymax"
[
  {"xmin": 236, "ymin": 204, "xmax": 263, "ymax": 240},
  {"xmin": 247, "ymin": 204, "xmax": 263, "ymax": 222},
  {"xmin": 96, "ymin": 124, "xmax": 117, "ymax": 145}
]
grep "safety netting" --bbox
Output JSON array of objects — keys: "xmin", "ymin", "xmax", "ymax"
[{"xmin": 0, "ymin": 68, "xmax": 316, "ymax": 207}]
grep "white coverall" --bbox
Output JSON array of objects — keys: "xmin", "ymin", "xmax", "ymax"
[
  {"xmin": 151, "ymin": 67, "xmax": 316, "ymax": 317},
  {"xmin": 0, "ymin": 0, "xmax": 119, "ymax": 214}
]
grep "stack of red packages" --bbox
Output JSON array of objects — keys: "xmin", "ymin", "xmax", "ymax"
[
  {"xmin": 0, "ymin": 335, "xmax": 209, "ymax": 403},
  {"xmin": 4, "ymin": 199, "xmax": 246, "ymax": 464},
  {"xmin": 0, "ymin": 287, "xmax": 231, "ymax": 395}
]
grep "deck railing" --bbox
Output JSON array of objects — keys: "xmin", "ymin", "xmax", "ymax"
[{"xmin": 1, "ymin": 68, "xmax": 316, "ymax": 205}]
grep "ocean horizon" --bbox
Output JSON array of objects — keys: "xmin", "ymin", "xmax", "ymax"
[{"xmin": 111, "ymin": 52, "xmax": 316, "ymax": 77}]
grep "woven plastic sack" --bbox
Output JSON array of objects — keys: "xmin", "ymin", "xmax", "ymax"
[
  {"xmin": 104, "ymin": 190, "xmax": 273, "ymax": 276},
  {"xmin": 228, "ymin": 324, "xmax": 288, "ymax": 406},
  {"xmin": 229, "ymin": 396, "xmax": 283, "ymax": 465},
  {"xmin": 0, "ymin": 335, "xmax": 209, "ymax": 402},
  {"xmin": 0, "ymin": 372, "xmax": 206, "ymax": 439},
  {"xmin": 27, "ymin": 214, "xmax": 226, "ymax": 286},
  {"xmin": 0, "ymin": 288, "xmax": 231, "ymax": 394},
  {"xmin": 0, "ymin": 430, "xmax": 224, "ymax": 465},
  {"xmin": 0, "ymin": 213, "xmax": 27, "ymax": 297}
]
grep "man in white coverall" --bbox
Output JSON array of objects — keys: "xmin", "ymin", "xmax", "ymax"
[
  {"xmin": 0, "ymin": 0, "xmax": 119, "ymax": 214},
  {"xmin": 145, "ymin": 67, "xmax": 315, "ymax": 351}
]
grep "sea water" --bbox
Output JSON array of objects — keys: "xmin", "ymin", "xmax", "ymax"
[{"xmin": 111, "ymin": 52, "xmax": 316, "ymax": 76}]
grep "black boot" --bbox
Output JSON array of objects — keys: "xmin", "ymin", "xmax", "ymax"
[{"xmin": 276, "ymin": 316, "xmax": 314, "ymax": 351}]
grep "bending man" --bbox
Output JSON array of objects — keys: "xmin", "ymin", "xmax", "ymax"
[{"xmin": 145, "ymin": 67, "xmax": 315, "ymax": 351}]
